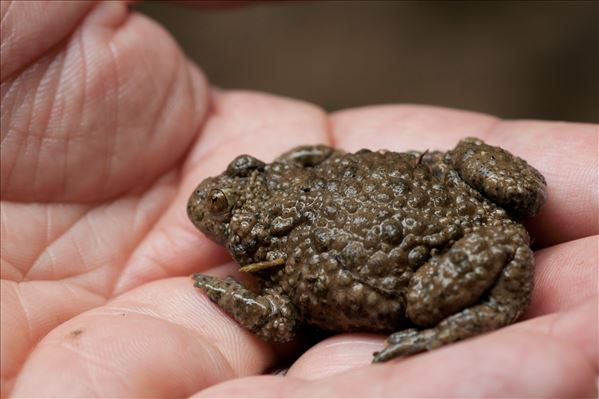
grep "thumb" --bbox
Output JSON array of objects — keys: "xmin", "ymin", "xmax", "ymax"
[{"xmin": 1, "ymin": 1, "xmax": 208, "ymax": 202}]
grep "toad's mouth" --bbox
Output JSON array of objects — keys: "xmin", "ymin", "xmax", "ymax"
[{"xmin": 186, "ymin": 197, "xmax": 204, "ymax": 230}]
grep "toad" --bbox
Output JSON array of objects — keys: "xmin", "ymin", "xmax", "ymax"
[{"xmin": 187, "ymin": 138, "xmax": 546, "ymax": 362}]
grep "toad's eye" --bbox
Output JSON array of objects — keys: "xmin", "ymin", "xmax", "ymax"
[{"xmin": 208, "ymin": 189, "xmax": 229, "ymax": 214}]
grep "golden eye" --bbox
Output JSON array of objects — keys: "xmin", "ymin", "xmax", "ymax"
[{"xmin": 208, "ymin": 189, "xmax": 229, "ymax": 214}]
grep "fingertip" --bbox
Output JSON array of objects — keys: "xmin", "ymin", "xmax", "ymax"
[
  {"xmin": 524, "ymin": 236, "xmax": 598, "ymax": 319},
  {"xmin": 192, "ymin": 375, "xmax": 292, "ymax": 398},
  {"xmin": 286, "ymin": 334, "xmax": 382, "ymax": 380},
  {"xmin": 549, "ymin": 298, "xmax": 599, "ymax": 372}
]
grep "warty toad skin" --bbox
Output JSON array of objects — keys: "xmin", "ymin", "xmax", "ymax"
[{"xmin": 187, "ymin": 138, "xmax": 547, "ymax": 362}]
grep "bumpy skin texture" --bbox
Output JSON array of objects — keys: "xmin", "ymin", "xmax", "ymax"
[{"xmin": 187, "ymin": 138, "xmax": 546, "ymax": 362}]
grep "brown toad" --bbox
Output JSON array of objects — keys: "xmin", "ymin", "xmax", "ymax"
[{"xmin": 187, "ymin": 138, "xmax": 546, "ymax": 362}]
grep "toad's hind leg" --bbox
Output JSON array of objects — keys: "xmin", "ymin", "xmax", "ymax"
[
  {"xmin": 373, "ymin": 225, "xmax": 534, "ymax": 363},
  {"xmin": 450, "ymin": 138, "xmax": 547, "ymax": 218},
  {"xmin": 192, "ymin": 274, "xmax": 298, "ymax": 342}
]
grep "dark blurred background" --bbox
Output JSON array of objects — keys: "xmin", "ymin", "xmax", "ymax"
[{"xmin": 136, "ymin": 1, "xmax": 598, "ymax": 123}]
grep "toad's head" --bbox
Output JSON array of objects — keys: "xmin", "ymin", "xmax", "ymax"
[{"xmin": 187, "ymin": 154, "xmax": 266, "ymax": 245}]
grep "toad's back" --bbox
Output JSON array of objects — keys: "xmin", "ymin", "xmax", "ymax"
[{"xmin": 260, "ymin": 149, "xmax": 511, "ymax": 332}]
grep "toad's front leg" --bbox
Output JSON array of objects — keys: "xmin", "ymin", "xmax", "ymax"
[
  {"xmin": 373, "ymin": 224, "xmax": 534, "ymax": 363},
  {"xmin": 192, "ymin": 274, "xmax": 298, "ymax": 342}
]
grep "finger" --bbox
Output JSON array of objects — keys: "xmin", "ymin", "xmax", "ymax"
[
  {"xmin": 196, "ymin": 299, "xmax": 597, "ymax": 397},
  {"xmin": 330, "ymin": 106, "xmax": 598, "ymax": 247},
  {"xmin": 183, "ymin": 89, "xmax": 331, "ymax": 174},
  {"xmin": 0, "ymin": 280, "xmax": 105, "ymax": 396},
  {"xmin": 525, "ymin": 235, "xmax": 598, "ymax": 319},
  {"xmin": 285, "ymin": 333, "xmax": 381, "ymax": 380},
  {"xmin": 517, "ymin": 298, "xmax": 598, "ymax": 373},
  {"xmin": 499, "ymin": 121, "xmax": 598, "ymax": 248},
  {"xmin": 9, "ymin": 277, "xmax": 276, "ymax": 398},
  {"xmin": 0, "ymin": 0, "xmax": 95, "ymax": 79},
  {"xmin": 113, "ymin": 90, "xmax": 330, "ymax": 294},
  {"xmin": 330, "ymin": 104, "xmax": 499, "ymax": 151},
  {"xmin": 1, "ymin": 1, "xmax": 209, "ymax": 202}
]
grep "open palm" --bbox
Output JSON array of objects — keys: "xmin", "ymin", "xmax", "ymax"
[{"xmin": 1, "ymin": 2, "xmax": 597, "ymax": 397}]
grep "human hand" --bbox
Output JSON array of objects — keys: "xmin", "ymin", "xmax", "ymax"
[{"xmin": 2, "ymin": 2, "xmax": 597, "ymax": 397}]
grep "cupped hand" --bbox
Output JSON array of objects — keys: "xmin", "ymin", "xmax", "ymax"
[{"xmin": 1, "ymin": 2, "xmax": 597, "ymax": 397}]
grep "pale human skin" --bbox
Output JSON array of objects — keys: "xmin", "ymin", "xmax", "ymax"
[{"xmin": 1, "ymin": 1, "xmax": 597, "ymax": 397}]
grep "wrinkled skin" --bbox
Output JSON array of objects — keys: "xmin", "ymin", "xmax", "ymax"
[
  {"xmin": 1, "ymin": 1, "xmax": 597, "ymax": 398},
  {"xmin": 188, "ymin": 139, "xmax": 546, "ymax": 362}
]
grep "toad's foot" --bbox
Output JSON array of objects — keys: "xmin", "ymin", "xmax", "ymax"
[
  {"xmin": 372, "ymin": 297, "xmax": 525, "ymax": 363},
  {"xmin": 373, "ymin": 328, "xmax": 433, "ymax": 362},
  {"xmin": 192, "ymin": 274, "xmax": 298, "ymax": 342},
  {"xmin": 374, "ymin": 224, "xmax": 534, "ymax": 363}
]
